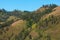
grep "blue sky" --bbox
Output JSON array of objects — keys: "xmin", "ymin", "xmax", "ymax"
[{"xmin": 0, "ymin": 0, "xmax": 60, "ymax": 11}]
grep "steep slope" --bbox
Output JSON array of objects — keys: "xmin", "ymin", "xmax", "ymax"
[
  {"xmin": 41, "ymin": 7, "xmax": 60, "ymax": 20},
  {"xmin": 37, "ymin": 6, "xmax": 60, "ymax": 40}
]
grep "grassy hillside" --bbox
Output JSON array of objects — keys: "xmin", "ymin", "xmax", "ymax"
[{"xmin": 0, "ymin": 4, "xmax": 60, "ymax": 40}]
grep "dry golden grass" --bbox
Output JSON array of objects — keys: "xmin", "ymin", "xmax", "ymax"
[
  {"xmin": 0, "ymin": 20, "xmax": 27, "ymax": 40},
  {"xmin": 30, "ymin": 30, "xmax": 39, "ymax": 38},
  {"xmin": 35, "ymin": 7, "xmax": 49, "ymax": 13},
  {"xmin": 9, "ymin": 20, "xmax": 27, "ymax": 35},
  {"xmin": 40, "ymin": 6, "xmax": 60, "ymax": 20}
]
